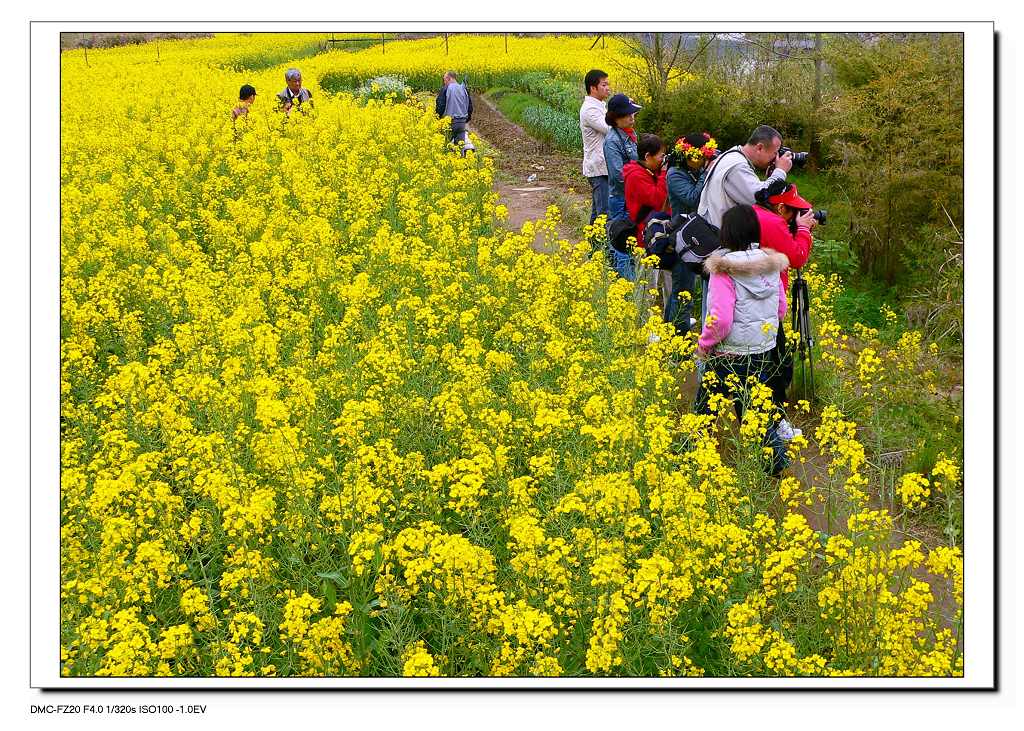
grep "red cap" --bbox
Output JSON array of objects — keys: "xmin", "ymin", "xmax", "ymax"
[{"xmin": 768, "ymin": 184, "xmax": 811, "ymax": 210}]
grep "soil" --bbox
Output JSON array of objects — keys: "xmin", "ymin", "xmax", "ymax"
[{"xmin": 469, "ymin": 93, "xmax": 591, "ymax": 249}]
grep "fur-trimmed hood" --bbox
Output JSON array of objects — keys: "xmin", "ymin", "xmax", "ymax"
[{"xmin": 704, "ymin": 247, "xmax": 789, "ymax": 276}]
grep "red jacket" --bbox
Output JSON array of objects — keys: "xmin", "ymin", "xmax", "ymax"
[
  {"xmin": 623, "ymin": 160, "xmax": 670, "ymax": 244},
  {"xmin": 754, "ymin": 205, "xmax": 813, "ymax": 292}
]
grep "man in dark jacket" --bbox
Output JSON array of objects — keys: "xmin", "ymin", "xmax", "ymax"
[{"xmin": 436, "ymin": 71, "xmax": 474, "ymax": 156}]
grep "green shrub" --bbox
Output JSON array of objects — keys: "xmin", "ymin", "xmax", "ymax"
[
  {"xmin": 355, "ymin": 75, "xmax": 412, "ymax": 103},
  {"xmin": 813, "ymin": 239, "xmax": 860, "ymax": 278},
  {"xmin": 822, "ymin": 34, "xmax": 963, "ymax": 283}
]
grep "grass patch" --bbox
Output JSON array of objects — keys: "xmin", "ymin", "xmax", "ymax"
[{"xmin": 486, "ymin": 88, "xmax": 581, "ymax": 153}]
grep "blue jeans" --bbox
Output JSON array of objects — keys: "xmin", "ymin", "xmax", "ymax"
[
  {"xmin": 610, "ymin": 248, "xmax": 636, "ymax": 281},
  {"xmin": 666, "ymin": 259, "xmax": 698, "ymax": 334},
  {"xmin": 608, "ymin": 192, "xmax": 627, "ymax": 222},
  {"xmin": 588, "ymin": 175, "xmax": 609, "ymax": 225},
  {"xmin": 694, "ymin": 350, "xmax": 790, "ymax": 476}
]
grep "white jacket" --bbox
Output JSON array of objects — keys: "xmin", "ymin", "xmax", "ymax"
[{"xmin": 579, "ymin": 95, "xmax": 610, "ymax": 178}]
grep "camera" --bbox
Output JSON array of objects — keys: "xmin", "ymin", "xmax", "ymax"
[
  {"xmin": 812, "ymin": 209, "xmax": 827, "ymax": 225},
  {"xmin": 662, "ymin": 149, "xmax": 682, "ymax": 170},
  {"xmin": 778, "ymin": 146, "xmax": 810, "ymax": 166}
]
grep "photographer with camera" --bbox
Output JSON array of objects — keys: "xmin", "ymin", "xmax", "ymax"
[
  {"xmin": 753, "ymin": 180, "xmax": 820, "ymax": 440},
  {"xmin": 693, "ymin": 125, "xmax": 805, "ymax": 329},
  {"xmin": 697, "ymin": 125, "xmax": 794, "ymax": 229},
  {"xmin": 663, "ymin": 132, "xmax": 717, "ymax": 332}
]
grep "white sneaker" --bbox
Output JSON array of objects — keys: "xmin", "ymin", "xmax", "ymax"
[
  {"xmin": 689, "ymin": 318, "xmax": 697, "ymax": 329},
  {"xmin": 776, "ymin": 418, "xmax": 802, "ymax": 441},
  {"xmin": 647, "ymin": 333, "xmax": 661, "ymax": 344}
]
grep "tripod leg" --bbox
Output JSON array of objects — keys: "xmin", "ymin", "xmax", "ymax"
[{"xmin": 807, "ymin": 344, "xmax": 816, "ymax": 402}]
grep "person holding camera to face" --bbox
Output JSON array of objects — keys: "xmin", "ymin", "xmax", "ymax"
[
  {"xmin": 753, "ymin": 181, "xmax": 819, "ymax": 441},
  {"xmin": 693, "ymin": 125, "xmax": 799, "ymax": 329},
  {"xmin": 664, "ymin": 132, "xmax": 717, "ymax": 332},
  {"xmin": 697, "ymin": 125, "xmax": 793, "ymax": 229}
]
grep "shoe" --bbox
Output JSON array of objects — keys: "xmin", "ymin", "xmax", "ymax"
[
  {"xmin": 776, "ymin": 418, "xmax": 802, "ymax": 441},
  {"xmin": 647, "ymin": 333, "xmax": 661, "ymax": 344},
  {"xmin": 688, "ymin": 317, "xmax": 697, "ymax": 329}
]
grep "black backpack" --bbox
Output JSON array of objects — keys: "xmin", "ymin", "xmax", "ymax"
[
  {"xmin": 674, "ymin": 213, "xmax": 724, "ymax": 273},
  {"xmin": 642, "ymin": 212, "xmax": 687, "ymax": 270}
]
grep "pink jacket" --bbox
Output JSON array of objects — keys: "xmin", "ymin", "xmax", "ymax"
[{"xmin": 698, "ymin": 248, "xmax": 789, "ymax": 355}]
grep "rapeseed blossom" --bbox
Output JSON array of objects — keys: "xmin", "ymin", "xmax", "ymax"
[{"xmin": 59, "ymin": 33, "xmax": 962, "ymax": 679}]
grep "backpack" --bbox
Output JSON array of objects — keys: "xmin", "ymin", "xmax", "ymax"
[
  {"xmin": 606, "ymin": 203, "xmax": 655, "ymax": 254},
  {"xmin": 606, "ymin": 217, "xmax": 636, "ymax": 254},
  {"xmin": 642, "ymin": 212, "xmax": 688, "ymax": 270},
  {"xmin": 674, "ymin": 213, "xmax": 724, "ymax": 273}
]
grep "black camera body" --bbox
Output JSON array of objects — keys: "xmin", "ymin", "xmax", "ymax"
[{"xmin": 778, "ymin": 146, "xmax": 810, "ymax": 166}]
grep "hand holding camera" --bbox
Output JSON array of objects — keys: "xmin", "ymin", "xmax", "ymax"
[
  {"xmin": 796, "ymin": 209, "xmax": 818, "ymax": 230},
  {"xmin": 774, "ymin": 150, "xmax": 794, "ymax": 174}
]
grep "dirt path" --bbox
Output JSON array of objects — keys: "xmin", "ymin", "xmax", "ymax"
[{"xmin": 469, "ymin": 94, "xmax": 590, "ymax": 246}]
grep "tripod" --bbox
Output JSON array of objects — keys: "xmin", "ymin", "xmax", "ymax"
[{"xmin": 790, "ymin": 268, "xmax": 816, "ymax": 401}]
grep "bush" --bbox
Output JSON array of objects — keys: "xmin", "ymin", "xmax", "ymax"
[
  {"xmin": 822, "ymin": 35, "xmax": 963, "ymax": 283},
  {"xmin": 639, "ymin": 76, "xmax": 758, "ymax": 150},
  {"xmin": 355, "ymin": 75, "xmax": 412, "ymax": 103},
  {"xmin": 813, "ymin": 239, "xmax": 860, "ymax": 278}
]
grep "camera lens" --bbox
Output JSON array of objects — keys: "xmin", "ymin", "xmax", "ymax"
[{"xmin": 813, "ymin": 209, "xmax": 827, "ymax": 225}]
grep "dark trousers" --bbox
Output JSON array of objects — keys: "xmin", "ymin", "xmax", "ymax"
[
  {"xmin": 694, "ymin": 350, "xmax": 790, "ymax": 476},
  {"xmin": 767, "ymin": 322, "xmax": 794, "ymax": 409},
  {"xmin": 587, "ymin": 175, "xmax": 609, "ymax": 225},
  {"xmin": 665, "ymin": 259, "xmax": 698, "ymax": 334}
]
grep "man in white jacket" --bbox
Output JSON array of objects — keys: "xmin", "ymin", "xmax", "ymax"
[
  {"xmin": 579, "ymin": 69, "xmax": 612, "ymax": 225},
  {"xmin": 697, "ymin": 125, "xmax": 794, "ymax": 228}
]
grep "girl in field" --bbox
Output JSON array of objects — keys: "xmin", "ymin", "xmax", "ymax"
[{"xmin": 694, "ymin": 204, "xmax": 791, "ymax": 476}]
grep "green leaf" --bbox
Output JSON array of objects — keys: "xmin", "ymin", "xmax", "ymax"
[
  {"xmin": 322, "ymin": 579, "xmax": 337, "ymax": 612},
  {"xmin": 316, "ymin": 571, "xmax": 349, "ymax": 588}
]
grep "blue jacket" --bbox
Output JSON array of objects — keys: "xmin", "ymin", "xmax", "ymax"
[
  {"xmin": 603, "ymin": 127, "xmax": 638, "ymax": 200},
  {"xmin": 666, "ymin": 166, "xmax": 707, "ymax": 215},
  {"xmin": 435, "ymin": 82, "xmax": 473, "ymax": 122}
]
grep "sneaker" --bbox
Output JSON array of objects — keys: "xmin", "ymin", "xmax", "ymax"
[
  {"xmin": 688, "ymin": 317, "xmax": 697, "ymax": 329},
  {"xmin": 776, "ymin": 418, "xmax": 802, "ymax": 441},
  {"xmin": 647, "ymin": 333, "xmax": 661, "ymax": 344}
]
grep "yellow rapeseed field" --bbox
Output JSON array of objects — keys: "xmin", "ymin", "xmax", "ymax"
[{"xmin": 60, "ymin": 33, "xmax": 962, "ymax": 678}]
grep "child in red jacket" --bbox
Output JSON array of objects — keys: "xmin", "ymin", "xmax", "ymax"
[
  {"xmin": 753, "ymin": 183, "xmax": 819, "ymax": 440},
  {"xmin": 623, "ymin": 133, "xmax": 670, "ymax": 244}
]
